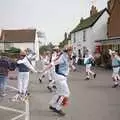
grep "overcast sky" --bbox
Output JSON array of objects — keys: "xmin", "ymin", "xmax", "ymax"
[{"xmin": 0, "ymin": 0, "xmax": 108, "ymax": 45}]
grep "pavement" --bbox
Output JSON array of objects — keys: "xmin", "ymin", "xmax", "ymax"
[{"xmin": 0, "ymin": 65, "xmax": 120, "ymax": 120}]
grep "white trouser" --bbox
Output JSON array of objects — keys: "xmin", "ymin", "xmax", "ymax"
[
  {"xmin": 71, "ymin": 64, "xmax": 76, "ymax": 71},
  {"xmin": 40, "ymin": 64, "xmax": 52, "ymax": 81},
  {"xmin": 112, "ymin": 67, "xmax": 120, "ymax": 84},
  {"xmin": 49, "ymin": 73, "xmax": 70, "ymax": 110},
  {"xmin": 48, "ymin": 67, "xmax": 55, "ymax": 88},
  {"xmin": 47, "ymin": 69, "xmax": 52, "ymax": 81},
  {"xmin": 86, "ymin": 64, "xmax": 94, "ymax": 77},
  {"xmin": 39, "ymin": 70, "xmax": 52, "ymax": 81},
  {"xmin": 18, "ymin": 72, "xmax": 29, "ymax": 94}
]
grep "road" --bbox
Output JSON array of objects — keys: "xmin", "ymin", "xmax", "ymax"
[{"xmin": 0, "ymin": 66, "xmax": 120, "ymax": 120}]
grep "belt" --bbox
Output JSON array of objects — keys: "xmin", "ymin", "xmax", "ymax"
[
  {"xmin": 56, "ymin": 73, "xmax": 67, "ymax": 77},
  {"xmin": 112, "ymin": 65, "xmax": 120, "ymax": 68}
]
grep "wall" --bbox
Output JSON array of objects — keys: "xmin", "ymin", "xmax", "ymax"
[
  {"xmin": 91, "ymin": 11, "xmax": 109, "ymax": 52},
  {"xmin": 108, "ymin": 0, "xmax": 120, "ymax": 37},
  {"xmin": 0, "ymin": 42, "xmax": 34, "ymax": 51},
  {"xmin": 13, "ymin": 43, "xmax": 34, "ymax": 51},
  {"xmin": 0, "ymin": 43, "xmax": 4, "ymax": 51}
]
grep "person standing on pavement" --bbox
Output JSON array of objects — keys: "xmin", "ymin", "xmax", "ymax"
[
  {"xmin": 41, "ymin": 46, "xmax": 73, "ymax": 116},
  {"xmin": 0, "ymin": 56, "xmax": 14, "ymax": 97},
  {"xmin": 84, "ymin": 49, "xmax": 96, "ymax": 80},
  {"xmin": 109, "ymin": 49, "xmax": 120, "ymax": 88}
]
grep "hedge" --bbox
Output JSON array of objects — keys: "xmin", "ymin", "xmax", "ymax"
[
  {"xmin": 5, "ymin": 47, "xmax": 20, "ymax": 53},
  {"xmin": 0, "ymin": 52, "xmax": 19, "ymax": 59}
]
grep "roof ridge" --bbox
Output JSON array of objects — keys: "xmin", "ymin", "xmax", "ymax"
[
  {"xmin": 82, "ymin": 8, "xmax": 106, "ymax": 22},
  {"xmin": 71, "ymin": 8, "xmax": 107, "ymax": 33}
]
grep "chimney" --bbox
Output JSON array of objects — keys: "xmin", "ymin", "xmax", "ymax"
[
  {"xmin": 80, "ymin": 17, "xmax": 84, "ymax": 23},
  {"xmin": 90, "ymin": 5, "xmax": 98, "ymax": 16},
  {"xmin": 107, "ymin": 0, "xmax": 114, "ymax": 13},
  {"xmin": 64, "ymin": 32, "xmax": 67, "ymax": 40}
]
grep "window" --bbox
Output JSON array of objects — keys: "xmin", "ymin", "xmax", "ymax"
[
  {"xmin": 73, "ymin": 33, "xmax": 76, "ymax": 43},
  {"xmin": 78, "ymin": 49, "xmax": 82, "ymax": 57},
  {"xmin": 83, "ymin": 30, "xmax": 86, "ymax": 41},
  {"xmin": 83, "ymin": 46, "xmax": 87, "ymax": 58}
]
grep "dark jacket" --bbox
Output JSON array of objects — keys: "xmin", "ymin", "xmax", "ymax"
[{"xmin": 0, "ymin": 57, "xmax": 15, "ymax": 76}]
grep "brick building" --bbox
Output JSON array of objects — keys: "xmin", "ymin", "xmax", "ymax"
[{"xmin": 96, "ymin": 0, "xmax": 120, "ymax": 53}]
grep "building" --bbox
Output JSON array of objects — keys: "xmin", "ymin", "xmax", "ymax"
[
  {"xmin": 67, "ymin": 34, "xmax": 72, "ymax": 47},
  {"xmin": 70, "ymin": 6, "xmax": 109, "ymax": 57},
  {"xmin": 108, "ymin": 0, "xmax": 120, "ymax": 38},
  {"xmin": 0, "ymin": 28, "xmax": 43, "ymax": 60},
  {"xmin": 0, "ymin": 29, "xmax": 37, "ymax": 51},
  {"xmin": 59, "ymin": 32, "xmax": 72, "ymax": 48},
  {"xmin": 96, "ymin": 0, "xmax": 120, "ymax": 53}
]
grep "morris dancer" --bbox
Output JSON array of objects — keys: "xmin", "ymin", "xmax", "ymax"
[
  {"xmin": 12, "ymin": 51, "xmax": 37, "ymax": 101},
  {"xmin": 39, "ymin": 51, "xmax": 51, "ymax": 83},
  {"xmin": 70, "ymin": 57, "xmax": 76, "ymax": 72},
  {"xmin": 41, "ymin": 46, "xmax": 72, "ymax": 116},
  {"xmin": 84, "ymin": 50, "xmax": 96, "ymax": 80},
  {"xmin": 47, "ymin": 46, "xmax": 60, "ymax": 92},
  {"xmin": 26, "ymin": 48, "xmax": 36, "ymax": 67},
  {"xmin": 109, "ymin": 49, "xmax": 120, "ymax": 88}
]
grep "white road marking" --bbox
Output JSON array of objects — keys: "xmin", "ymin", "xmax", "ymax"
[
  {"xmin": 0, "ymin": 106, "xmax": 24, "ymax": 114},
  {"xmin": 25, "ymin": 99, "xmax": 30, "ymax": 120},
  {"xmin": 0, "ymin": 85, "xmax": 30, "ymax": 120},
  {"xmin": 11, "ymin": 113, "xmax": 25, "ymax": 120}
]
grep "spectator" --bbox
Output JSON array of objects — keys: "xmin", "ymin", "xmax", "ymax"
[{"xmin": 0, "ymin": 56, "xmax": 14, "ymax": 97}]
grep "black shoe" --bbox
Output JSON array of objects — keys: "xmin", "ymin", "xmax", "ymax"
[
  {"xmin": 93, "ymin": 73, "xmax": 96, "ymax": 79},
  {"xmin": 55, "ymin": 109, "xmax": 66, "ymax": 116},
  {"xmin": 26, "ymin": 92, "xmax": 30, "ymax": 96},
  {"xmin": 49, "ymin": 106, "xmax": 56, "ymax": 111},
  {"xmin": 47, "ymin": 86, "xmax": 53, "ymax": 92},
  {"xmin": 42, "ymin": 75, "xmax": 45, "ymax": 78},
  {"xmin": 53, "ymin": 85, "xmax": 57, "ymax": 89},
  {"xmin": 112, "ymin": 84, "xmax": 119, "ymax": 88},
  {"xmin": 85, "ymin": 77, "xmax": 90, "ymax": 80},
  {"xmin": 49, "ymin": 80, "xmax": 52, "ymax": 83},
  {"xmin": 39, "ymin": 79, "xmax": 42, "ymax": 83}
]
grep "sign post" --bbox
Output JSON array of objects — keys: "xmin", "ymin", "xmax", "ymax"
[{"xmin": 35, "ymin": 30, "xmax": 46, "ymax": 61}]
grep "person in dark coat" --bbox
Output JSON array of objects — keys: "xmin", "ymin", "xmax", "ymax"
[{"xmin": 0, "ymin": 56, "xmax": 15, "ymax": 97}]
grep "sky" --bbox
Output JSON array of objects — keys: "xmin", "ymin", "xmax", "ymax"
[{"xmin": 0, "ymin": 0, "xmax": 108, "ymax": 45}]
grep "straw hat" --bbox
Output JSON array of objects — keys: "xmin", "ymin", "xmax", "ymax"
[{"xmin": 64, "ymin": 45, "xmax": 72, "ymax": 52}]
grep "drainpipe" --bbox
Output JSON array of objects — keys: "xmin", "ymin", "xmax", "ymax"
[{"xmin": 2, "ymin": 33, "xmax": 5, "ymax": 52}]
